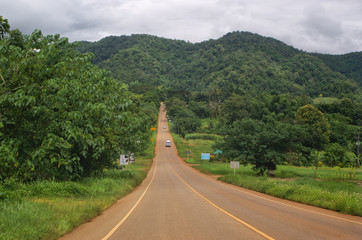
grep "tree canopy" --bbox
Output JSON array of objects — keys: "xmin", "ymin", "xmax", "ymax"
[{"xmin": 0, "ymin": 28, "xmax": 152, "ymax": 181}]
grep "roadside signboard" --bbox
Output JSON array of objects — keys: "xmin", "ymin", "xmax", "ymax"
[
  {"xmin": 129, "ymin": 153, "xmax": 135, "ymax": 163},
  {"xmin": 230, "ymin": 161, "xmax": 240, "ymax": 174},
  {"xmin": 120, "ymin": 154, "xmax": 128, "ymax": 165},
  {"xmin": 201, "ymin": 153, "xmax": 210, "ymax": 160}
]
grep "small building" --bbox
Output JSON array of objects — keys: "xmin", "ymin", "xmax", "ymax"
[{"xmin": 210, "ymin": 150, "xmax": 223, "ymax": 161}]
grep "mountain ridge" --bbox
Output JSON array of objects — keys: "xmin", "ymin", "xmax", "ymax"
[{"xmin": 76, "ymin": 31, "xmax": 361, "ymax": 101}]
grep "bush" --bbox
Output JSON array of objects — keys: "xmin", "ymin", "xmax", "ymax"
[{"xmin": 322, "ymin": 143, "xmax": 350, "ymax": 167}]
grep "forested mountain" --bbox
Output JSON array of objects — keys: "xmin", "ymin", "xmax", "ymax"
[
  {"xmin": 76, "ymin": 31, "xmax": 361, "ymax": 101},
  {"xmin": 76, "ymin": 31, "xmax": 362, "ymax": 173},
  {"xmin": 313, "ymin": 52, "xmax": 362, "ymax": 87}
]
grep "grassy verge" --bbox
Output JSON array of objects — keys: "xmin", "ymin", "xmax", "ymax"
[
  {"xmin": 0, "ymin": 132, "xmax": 156, "ymax": 240},
  {"xmin": 171, "ymin": 134, "xmax": 362, "ymax": 216}
]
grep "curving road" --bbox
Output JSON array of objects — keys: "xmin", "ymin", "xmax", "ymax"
[{"xmin": 60, "ymin": 106, "xmax": 362, "ymax": 240}]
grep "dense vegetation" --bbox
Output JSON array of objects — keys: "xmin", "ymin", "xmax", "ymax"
[
  {"xmin": 0, "ymin": 19, "xmax": 157, "ymax": 182},
  {"xmin": 77, "ymin": 32, "xmax": 360, "ymax": 100},
  {"xmin": 314, "ymin": 51, "xmax": 362, "ymax": 87},
  {"xmin": 78, "ymin": 31, "xmax": 362, "ymax": 175}
]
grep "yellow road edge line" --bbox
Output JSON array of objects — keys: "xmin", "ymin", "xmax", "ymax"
[
  {"xmin": 198, "ymin": 168, "xmax": 362, "ymax": 225},
  {"xmin": 101, "ymin": 157, "xmax": 158, "ymax": 240},
  {"xmin": 172, "ymin": 167, "xmax": 275, "ymax": 240},
  {"xmin": 179, "ymin": 158, "xmax": 362, "ymax": 225}
]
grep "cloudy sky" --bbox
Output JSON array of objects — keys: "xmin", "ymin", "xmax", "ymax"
[{"xmin": 2, "ymin": 0, "xmax": 362, "ymax": 54}]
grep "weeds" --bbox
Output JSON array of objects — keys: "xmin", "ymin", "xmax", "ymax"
[{"xmin": 0, "ymin": 144, "xmax": 154, "ymax": 240}]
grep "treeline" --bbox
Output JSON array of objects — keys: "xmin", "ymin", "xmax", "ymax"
[
  {"xmin": 0, "ymin": 19, "xmax": 158, "ymax": 182},
  {"xmin": 164, "ymin": 93, "xmax": 361, "ymax": 175}
]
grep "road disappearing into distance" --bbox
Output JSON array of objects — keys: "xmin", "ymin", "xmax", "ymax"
[{"xmin": 61, "ymin": 105, "xmax": 362, "ymax": 240}]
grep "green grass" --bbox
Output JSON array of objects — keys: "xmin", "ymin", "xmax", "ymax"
[
  {"xmin": 171, "ymin": 132, "xmax": 214, "ymax": 164},
  {"xmin": 171, "ymin": 133, "xmax": 362, "ymax": 216},
  {"xmin": 0, "ymin": 131, "xmax": 156, "ymax": 240}
]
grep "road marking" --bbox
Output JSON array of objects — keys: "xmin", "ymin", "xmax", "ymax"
[
  {"xmin": 178, "ymin": 157, "xmax": 362, "ymax": 226},
  {"xmin": 101, "ymin": 158, "xmax": 158, "ymax": 240},
  {"xmin": 171, "ymin": 166, "xmax": 275, "ymax": 240},
  {"xmin": 191, "ymin": 166, "xmax": 362, "ymax": 226},
  {"xmin": 224, "ymin": 182, "xmax": 362, "ymax": 226}
]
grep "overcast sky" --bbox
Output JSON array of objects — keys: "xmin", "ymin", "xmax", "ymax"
[{"xmin": 2, "ymin": 0, "xmax": 362, "ymax": 54}]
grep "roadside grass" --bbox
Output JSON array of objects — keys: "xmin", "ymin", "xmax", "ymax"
[
  {"xmin": 171, "ymin": 133, "xmax": 362, "ymax": 216},
  {"xmin": 171, "ymin": 133, "xmax": 213, "ymax": 164},
  {"xmin": 0, "ymin": 132, "xmax": 156, "ymax": 240}
]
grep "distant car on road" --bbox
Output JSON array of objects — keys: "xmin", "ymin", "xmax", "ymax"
[{"xmin": 166, "ymin": 140, "xmax": 171, "ymax": 147}]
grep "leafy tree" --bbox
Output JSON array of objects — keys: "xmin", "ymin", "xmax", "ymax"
[
  {"xmin": 295, "ymin": 104, "xmax": 330, "ymax": 150},
  {"xmin": 172, "ymin": 117, "xmax": 201, "ymax": 138},
  {"xmin": 164, "ymin": 97, "xmax": 187, "ymax": 112},
  {"xmin": 322, "ymin": 143, "xmax": 350, "ymax": 167},
  {"xmin": 0, "ymin": 16, "xmax": 10, "ymax": 39},
  {"xmin": 0, "ymin": 30, "xmax": 151, "ymax": 181},
  {"xmin": 188, "ymin": 101, "xmax": 210, "ymax": 118},
  {"xmin": 215, "ymin": 117, "xmax": 302, "ymax": 176},
  {"xmin": 9, "ymin": 29, "xmax": 25, "ymax": 49},
  {"xmin": 220, "ymin": 94, "xmax": 257, "ymax": 124},
  {"xmin": 326, "ymin": 113, "xmax": 355, "ymax": 146}
]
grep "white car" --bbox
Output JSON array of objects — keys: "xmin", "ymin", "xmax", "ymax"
[{"xmin": 166, "ymin": 140, "xmax": 171, "ymax": 147}]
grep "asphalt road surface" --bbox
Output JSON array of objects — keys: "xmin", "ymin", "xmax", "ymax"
[{"xmin": 60, "ymin": 106, "xmax": 362, "ymax": 240}]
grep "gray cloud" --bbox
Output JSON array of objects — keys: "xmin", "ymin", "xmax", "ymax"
[{"xmin": 2, "ymin": 0, "xmax": 362, "ymax": 54}]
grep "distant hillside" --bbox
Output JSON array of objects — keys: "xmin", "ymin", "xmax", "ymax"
[
  {"xmin": 313, "ymin": 52, "xmax": 362, "ymax": 86},
  {"xmin": 76, "ymin": 31, "xmax": 361, "ymax": 101}
]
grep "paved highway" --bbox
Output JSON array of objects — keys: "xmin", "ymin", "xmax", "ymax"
[{"xmin": 60, "ymin": 106, "xmax": 362, "ymax": 240}]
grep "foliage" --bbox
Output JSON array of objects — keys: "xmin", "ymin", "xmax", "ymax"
[
  {"xmin": 322, "ymin": 143, "xmax": 352, "ymax": 167},
  {"xmin": 214, "ymin": 117, "xmax": 303, "ymax": 175},
  {"xmin": 9, "ymin": 29, "xmax": 25, "ymax": 49},
  {"xmin": 315, "ymin": 97, "xmax": 362, "ymax": 125},
  {"xmin": 295, "ymin": 104, "xmax": 331, "ymax": 150},
  {"xmin": 0, "ymin": 16, "xmax": 10, "ymax": 40},
  {"xmin": 325, "ymin": 113, "xmax": 356, "ymax": 146},
  {"xmin": 314, "ymin": 52, "xmax": 362, "ymax": 88},
  {"xmin": 0, "ymin": 30, "xmax": 152, "ymax": 181},
  {"xmin": 165, "ymin": 97, "xmax": 201, "ymax": 137}
]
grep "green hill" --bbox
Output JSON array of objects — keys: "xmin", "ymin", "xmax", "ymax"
[{"xmin": 76, "ymin": 31, "xmax": 361, "ymax": 101}]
